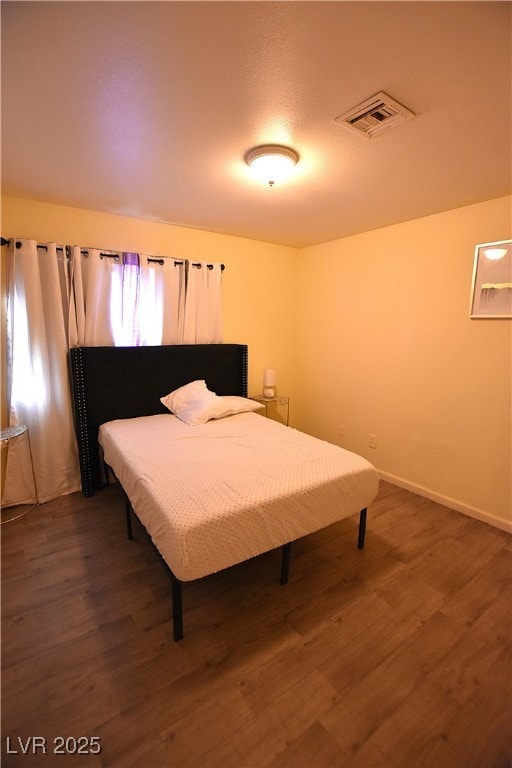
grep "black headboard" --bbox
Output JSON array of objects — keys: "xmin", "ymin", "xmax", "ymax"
[{"xmin": 70, "ymin": 344, "xmax": 248, "ymax": 496}]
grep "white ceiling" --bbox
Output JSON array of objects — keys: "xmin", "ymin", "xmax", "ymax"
[{"xmin": 1, "ymin": 1, "xmax": 511, "ymax": 248}]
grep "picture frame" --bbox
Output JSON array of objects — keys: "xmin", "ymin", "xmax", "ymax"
[{"xmin": 469, "ymin": 239, "xmax": 512, "ymax": 319}]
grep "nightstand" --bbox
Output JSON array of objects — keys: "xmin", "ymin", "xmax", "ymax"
[{"xmin": 252, "ymin": 395, "xmax": 290, "ymax": 426}]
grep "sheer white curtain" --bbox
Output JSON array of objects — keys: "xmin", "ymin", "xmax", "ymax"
[
  {"xmin": 4, "ymin": 240, "xmax": 81, "ymax": 504},
  {"xmin": 139, "ymin": 256, "xmax": 186, "ymax": 344},
  {"xmin": 69, "ymin": 247, "xmax": 123, "ymax": 346},
  {"xmin": 182, "ymin": 262, "xmax": 223, "ymax": 343},
  {"xmin": 69, "ymin": 249, "xmax": 187, "ymax": 346},
  {"xmin": 4, "ymin": 243, "xmax": 223, "ymax": 506}
]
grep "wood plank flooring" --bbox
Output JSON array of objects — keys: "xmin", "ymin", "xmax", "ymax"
[{"xmin": 1, "ymin": 481, "xmax": 511, "ymax": 767}]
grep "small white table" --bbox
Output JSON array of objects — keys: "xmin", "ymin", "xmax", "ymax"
[{"xmin": 1, "ymin": 424, "xmax": 37, "ymax": 524}]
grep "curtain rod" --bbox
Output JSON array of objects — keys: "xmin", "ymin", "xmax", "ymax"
[
  {"xmin": 0, "ymin": 237, "xmax": 225, "ymax": 269},
  {"xmin": 0, "ymin": 238, "xmax": 66, "ymax": 251}
]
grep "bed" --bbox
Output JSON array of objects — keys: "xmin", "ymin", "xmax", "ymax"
[{"xmin": 70, "ymin": 344, "xmax": 379, "ymax": 640}]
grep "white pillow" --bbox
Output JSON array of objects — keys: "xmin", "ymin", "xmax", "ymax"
[
  {"xmin": 160, "ymin": 379, "xmax": 208, "ymax": 412},
  {"xmin": 160, "ymin": 380, "xmax": 227, "ymax": 425},
  {"xmin": 213, "ymin": 396, "xmax": 265, "ymax": 418}
]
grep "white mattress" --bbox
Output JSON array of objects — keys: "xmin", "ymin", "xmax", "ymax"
[{"xmin": 98, "ymin": 412, "xmax": 379, "ymax": 581}]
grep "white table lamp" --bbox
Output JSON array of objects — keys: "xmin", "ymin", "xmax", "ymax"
[{"xmin": 263, "ymin": 368, "xmax": 277, "ymax": 398}]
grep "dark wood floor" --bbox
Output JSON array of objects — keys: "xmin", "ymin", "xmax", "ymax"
[{"xmin": 1, "ymin": 481, "xmax": 511, "ymax": 768}]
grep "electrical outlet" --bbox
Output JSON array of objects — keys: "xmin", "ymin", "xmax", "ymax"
[
  {"xmin": 339, "ymin": 424, "xmax": 345, "ymax": 438},
  {"xmin": 369, "ymin": 434, "xmax": 377, "ymax": 449}
]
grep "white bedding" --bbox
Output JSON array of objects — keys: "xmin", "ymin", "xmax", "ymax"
[{"xmin": 98, "ymin": 412, "xmax": 379, "ymax": 581}]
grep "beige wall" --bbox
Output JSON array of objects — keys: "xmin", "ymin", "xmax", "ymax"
[
  {"xmin": 295, "ymin": 196, "xmax": 511, "ymax": 529},
  {"xmin": 1, "ymin": 193, "xmax": 511, "ymax": 529},
  {"xmin": 0, "ymin": 195, "xmax": 298, "ymax": 418}
]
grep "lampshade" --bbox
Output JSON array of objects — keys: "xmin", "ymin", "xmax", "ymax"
[
  {"xmin": 245, "ymin": 145, "xmax": 299, "ymax": 186},
  {"xmin": 263, "ymin": 368, "xmax": 277, "ymax": 398},
  {"xmin": 263, "ymin": 368, "xmax": 276, "ymax": 386}
]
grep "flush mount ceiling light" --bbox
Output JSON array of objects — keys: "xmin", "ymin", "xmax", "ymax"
[
  {"xmin": 245, "ymin": 145, "xmax": 299, "ymax": 186},
  {"xmin": 483, "ymin": 246, "xmax": 508, "ymax": 261}
]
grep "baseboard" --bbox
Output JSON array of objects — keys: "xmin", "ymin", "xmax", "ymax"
[{"xmin": 378, "ymin": 470, "xmax": 512, "ymax": 534}]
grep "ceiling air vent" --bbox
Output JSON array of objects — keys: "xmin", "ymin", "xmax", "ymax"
[{"xmin": 335, "ymin": 91, "xmax": 415, "ymax": 138}]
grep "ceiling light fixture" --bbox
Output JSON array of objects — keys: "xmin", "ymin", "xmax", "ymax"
[
  {"xmin": 483, "ymin": 247, "xmax": 508, "ymax": 261},
  {"xmin": 245, "ymin": 145, "xmax": 299, "ymax": 187}
]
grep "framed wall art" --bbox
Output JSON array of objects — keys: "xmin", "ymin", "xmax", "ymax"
[{"xmin": 469, "ymin": 239, "xmax": 512, "ymax": 319}]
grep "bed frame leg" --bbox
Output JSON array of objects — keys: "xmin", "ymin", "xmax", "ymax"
[
  {"xmin": 171, "ymin": 573, "xmax": 184, "ymax": 642},
  {"xmin": 155, "ymin": 551, "xmax": 184, "ymax": 642},
  {"xmin": 358, "ymin": 508, "xmax": 367, "ymax": 549},
  {"xmin": 119, "ymin": 482, "xmax": 183, "ymax": 641},
  {"xmin": 280, "ymin": 542, "xmax": 292, "ymax": 585},
  {"xmin": 124, "ymin": 496, "xmax": 133, "ymax": 541}
]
